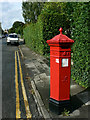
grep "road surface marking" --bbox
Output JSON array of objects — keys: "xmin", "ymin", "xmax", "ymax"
[
  {"xmin": 17, "ymin": 51, "xmax": 32, "ymax": 118},
  {"xmin": 15, "ymin": 51, "xmax": 21, "ymax": 118}
]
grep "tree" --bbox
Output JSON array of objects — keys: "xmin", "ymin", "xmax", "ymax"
[
  {"xmin": 22, "ymin": 1, "xmax": 44, "ymax": 23},
  {"xmin": 8, "ymin": 21, "xmax": 25, "ymax": 37}
]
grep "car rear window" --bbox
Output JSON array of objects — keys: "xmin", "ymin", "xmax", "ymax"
[{"xmin": 9, "ymin": 35, "xmax": 18, "ymax": 38}]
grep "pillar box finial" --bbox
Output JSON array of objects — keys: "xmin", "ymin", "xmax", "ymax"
[{"xmin": 59, "ymin": 27, "xmax": 63, "ymax": 34}]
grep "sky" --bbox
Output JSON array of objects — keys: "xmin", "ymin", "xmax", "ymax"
[
  {"xmin": 0, "ymin": 0, "xmax": 25, "ymax": 30},
  {"xmin": 0, "ymin": 0, "xmax": 88, "ymax": 30}
]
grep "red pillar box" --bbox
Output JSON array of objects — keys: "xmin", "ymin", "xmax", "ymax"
[{"xmin": 47, "ymin": 28, "xmax": 74, "ymax": 106}]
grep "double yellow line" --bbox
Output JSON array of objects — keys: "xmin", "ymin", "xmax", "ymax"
[{"xmin": 15, "ymin": 51, "xmax": 32, "ymax": 119}]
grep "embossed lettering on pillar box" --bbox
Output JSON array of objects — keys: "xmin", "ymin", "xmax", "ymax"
[{"xmin": 47, "ymin": 28, "xmax": 74, "ymax": 104}]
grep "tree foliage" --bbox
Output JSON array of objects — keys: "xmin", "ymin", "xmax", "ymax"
[
  {"xmin": 8, "ymin": 21, "xmax": 25, "ymax": 36},
  {"xmin": 22, "ymin": 1, "xmax": 44, "ymax": 23}
]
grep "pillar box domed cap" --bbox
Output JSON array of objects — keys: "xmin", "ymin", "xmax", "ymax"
[{"xmin": 47, "ymin": 28, "xmax": 74, "ymax": 47}]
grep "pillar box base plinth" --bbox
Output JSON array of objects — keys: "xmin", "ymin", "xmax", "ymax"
[
  {"xmin": 49, "ymin": 98, "xmax": 70, "ymax": 115},
  {"xmin": 49, "ymin": 98, "xmax": 70, "ymax": 106}
]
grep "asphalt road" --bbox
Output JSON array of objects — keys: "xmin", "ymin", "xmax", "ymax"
[{"xmin": 2, "ymin": 38, "xmax": 40, "ymax": 119}]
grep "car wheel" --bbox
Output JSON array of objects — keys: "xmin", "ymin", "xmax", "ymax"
[
  {"xmin": 17, "ymin": 42, "xmax": 19, "ymax": 46},
  {"xmin": 7, "ymin": 42, "xmax": 10, "ymax": 45}
]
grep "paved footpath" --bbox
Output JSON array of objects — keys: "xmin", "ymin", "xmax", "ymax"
[{"xmin": 19, "ymin": 44, "xmax": 90, "ymax": 119}]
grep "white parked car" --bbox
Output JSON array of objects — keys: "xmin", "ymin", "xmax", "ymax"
[{"xmin": 7, "ymin": 33, "xmax": 19, "ymax": 45}]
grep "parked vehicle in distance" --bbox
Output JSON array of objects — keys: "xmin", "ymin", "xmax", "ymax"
[
  {"xmin": 2, "ymin": 34, "xmax": 6, "ymax": 38},
  {"xmin": 0, "ymin": 35, "xmax": 2, "ymax": 39},
  {"xmin": 0, "ymin": 34, "xmax": 6, "ymax": 39},
  {"xmin": 7, "ymin": 33, "xmax": 19, "ymax": 45}
]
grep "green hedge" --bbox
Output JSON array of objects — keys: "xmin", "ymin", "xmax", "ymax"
[
  {"xmin": 23, "ymin": 11, "xmax": 69, "ymax": 55},
  {"xmin": 71, "ymin": 3, "xmax": 90, "ymax": 88},
  {"xmin": 23, "ymin": 20, "xmax": 44, "ymax": 54},
  {"xmin": 23, "ymin": 2, "xmax": 89, "ymax": 88}
]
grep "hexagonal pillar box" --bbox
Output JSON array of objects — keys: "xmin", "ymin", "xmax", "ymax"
[{"xmin": 47, "ymin": 28, "xmax": 74, "ymax": 107}]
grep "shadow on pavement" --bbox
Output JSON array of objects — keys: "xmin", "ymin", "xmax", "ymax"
[
  {"xmin": 49, "ymin": 87, "xmax": 90, "ymax": 115},
  {"xmin": 49, "ymin": 95, "xmax": 83, "ymax": 115}
]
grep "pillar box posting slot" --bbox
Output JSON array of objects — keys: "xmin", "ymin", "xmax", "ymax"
[{"xmin": 47, "ymin": 28, "xmax": 74, "ymax": 105}]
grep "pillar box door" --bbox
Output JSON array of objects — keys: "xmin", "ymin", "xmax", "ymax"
[{"xmin": 47, "ymin": 28, "xmax": 74, "ymax": 105}]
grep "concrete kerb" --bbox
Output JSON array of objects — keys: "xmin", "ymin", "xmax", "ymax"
[
  {"xmin": 19, "ymin": 45, "xmax": 51, "ymax": 119},
  {"xmin": 31, "ymin": 80, "xmax": 51, "ymax": 119},
  {"xmin": 18, "ymin": 46, "xmax": 24, "ymax": 58}
]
